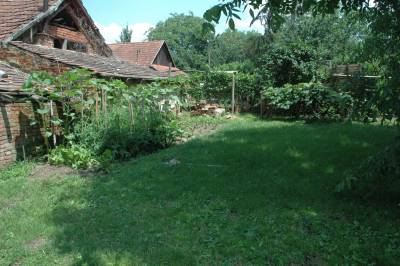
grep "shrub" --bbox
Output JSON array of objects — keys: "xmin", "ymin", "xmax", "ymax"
[
  {"xmin": 256, "ymin": 45, "xmax": 327, "ymax": 87},
  {"xmin": 262, "ymin": 82, "xmax": 353, "ymax": 121},
  {"xmin": 24, "ymin": 70, "xmax": 184, "ymax": 169},
  {"xmin": 336, "ymin": 74, "xmax": 380, "ymax": 122},
  {"xmin": 48, "ymin": 144, "xmax": 97, "ymax": 169},
  {"xmin": 77, "ymin": 108, "xmax": 181, "ymax": 161},
  {"xmin": 336, "ymin": 136, "xmax": 400, "ymax": 202}
]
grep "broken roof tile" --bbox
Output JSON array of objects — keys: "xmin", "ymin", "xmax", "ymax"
[
  {"xmin": 11, "ymin": 41, "xmax": 168, "ymax": 80},
  {"xmin": 0, "ymin": 0, "xmax": 60, "ymax": 40}
]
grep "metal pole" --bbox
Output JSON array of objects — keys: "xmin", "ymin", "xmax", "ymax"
[{"xmin": 232, "ymin": 73, "xmax": 235, "ymax": 114}]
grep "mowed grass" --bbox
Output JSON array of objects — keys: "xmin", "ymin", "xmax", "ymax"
[{"xmin": 1, "ymin": 116, "xmax": 399, "ymax": 265}]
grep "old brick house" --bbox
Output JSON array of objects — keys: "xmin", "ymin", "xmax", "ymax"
[
  {"xmin": 109, "ymin": 41, "xmax": 184, "ymax": 77},
  {"xmin": 0, "ymin": 0, "xmax": 171, "ymax": 167}
]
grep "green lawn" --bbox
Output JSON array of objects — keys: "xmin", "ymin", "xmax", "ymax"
[{"xmin": 1, "ymin": 116, "xmax": 399, "ymax": 265}]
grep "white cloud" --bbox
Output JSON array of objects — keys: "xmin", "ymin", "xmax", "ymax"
[
  {"xmin": 95, "ymin": 22, "xmax": 154, "ymax": 44},
  {"xmin": 233, "ymin": 18, "xmax": 265, "ymax": 33}
]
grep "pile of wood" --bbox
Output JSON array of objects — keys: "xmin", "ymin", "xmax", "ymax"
[{"xmin": 191, "ymin": 102, "xmax": 226, "ymax": 116}]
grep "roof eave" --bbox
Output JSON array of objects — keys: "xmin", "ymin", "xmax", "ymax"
[{"xmin": 3, "ymin": 0, "xmax": 66, "ymax": 43}]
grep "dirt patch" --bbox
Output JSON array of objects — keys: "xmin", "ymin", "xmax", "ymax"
[
  {"xmin": 29, "ymin": 163, "xmax": 104, "ymax": 181},
  {"xmin": 28, "ymin": 164, "xmax": 79, "ymax": 181},
  {"xmin": 24, "ymin": 237, "xmax": 46, "ymax": 251}
]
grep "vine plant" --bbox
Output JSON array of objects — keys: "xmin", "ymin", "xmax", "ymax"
[{"xmin": 23, "ymin": 69, "xmax": 181, "ymax": 152}]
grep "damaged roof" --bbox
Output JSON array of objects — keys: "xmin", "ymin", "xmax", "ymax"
[
  {"xmin": 0, "ymin": 0, "xmax": 61, "ymax": 41},
  {"xmin": 150, "ymin": 64, "xmax": 184, "ymax": 77},
  {"xmin": 0, "ymin": 60, "xmax": 30, "ymax": 100},
  {"xmin": 11, "ymin": 41, "xmax": 166, "ymax": 80},
  {"xmin": 109, "ymin": 41, "xmax": 170, "ymax": 66},
  {"xmin": 0, "ymin": 0, "xmax": 110, "ymax": 55}
]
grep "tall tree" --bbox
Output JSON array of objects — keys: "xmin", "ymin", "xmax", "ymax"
[
  {"xmin": 147, "ymin": 13, "xmax": 212, "ymax": 70},
  {"xmin": 275, "ymin": 13, "xmax": 368, "ymax": 64},
  {"xmin": 211, "ymin": 30, "xmax": 262, "ymax": 67},
  {"xmin": 204, "ymin": 0, "xmax": 400, "ymax": 122},
  {"xmin": 119, "ymin": 24, "xmax": 133, "ymax": 43}
]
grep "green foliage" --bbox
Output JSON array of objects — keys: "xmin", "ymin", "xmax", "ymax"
[
  {"xmin": 158, "ymin": 72, "xmax": 262, "ymax": 112},
  {"xmin": 0, "ymin": 162, "xmax": 33, "ymax": 181},
  {"xmin": 48, "ymin": 145, "xmax": 97, "ymax": 170},
  {"xmin": 336, "ymin": 75, "xmax": 380, "ymax": 122},
  {"xmin": 263, "ymin": 82, "xmax": 353, "ymax": 121},
  {"xmin": 210, "ymin": 30, "xmax": 262, "ymax": 68},
  {"xmin": 119, "ymin": 24, "xmax": 132, "ymax": 43},
  {"xmin": 78, "ymin": 108, "xmax": 180, "ymax": 161},
  {"xmin": 203, "ymin": 0, "xmax": 373, "ymax": 33},
  {"xmin": 24, "ymin": 70, "xmax": 183, "ymax": 169},
  {"xmin": 204, "ymin": 0, "xmax": 400, "ymax": 124},
  {"xmin": 257, "ymin": 44, "xmax": 326, "ymax": 87},
  {"xmin": 275, "ymin": 13, "xmax": 368, "ymax": 65},
  {"xmin": 147, "ymin": 13, "xmax": 212, "ymax": 70},
  {"xmin": 337, "ymin": 136, "xmax": 400, "ymax": 202}
]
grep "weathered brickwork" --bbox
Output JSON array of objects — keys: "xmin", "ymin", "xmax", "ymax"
[
  {"xmin": 47, "ymin": 25, "xmax": 95, "ymax": 54},
  {"xmin": 0, "ymin": 101, "xmax": 59, "ymax": 167},
  {"xmin": 0, "ymin": 44, "xmax": 71, "ymax": 75},
  {"xmin": 65, "ymin": 4, "xmax": 111, "ymax": 57}
]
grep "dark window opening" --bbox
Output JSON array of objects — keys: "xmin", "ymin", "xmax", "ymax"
[
  {"xmin": 53, "ymin": 38, "xmax": 87, "ymax": 53},
  {"xmin": 54, "ymin": 39, "xmax": 63, "ymax": 49}
]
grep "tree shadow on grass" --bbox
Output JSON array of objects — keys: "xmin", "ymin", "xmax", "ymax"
[{"xmin": 50, "ymin": 121, "xmax": 399, "ymax": 265}]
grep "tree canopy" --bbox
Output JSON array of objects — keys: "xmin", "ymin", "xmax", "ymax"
[
  {"xmin": 119, "ymin": 24, "xmax": 133, "ymax": 43},
  {"xmin": 147, "ymin": 13, "xmax": 212, "ymax": 70},
  {"xmin": 204, "ymin": 0, "xmax": 400, "ymax": 121}
]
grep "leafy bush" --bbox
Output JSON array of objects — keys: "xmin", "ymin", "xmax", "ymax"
[
  {"xmin": 159, "ymin": 72, "xmax": 263, "ymax": 112},
  {"xmin": 336, "ymin": 137, "xmax": 400, "ymax": 202},
  {"xmin": 256, "ymin": 45, "xmax": 327, "ymax": 87},
  {"xmin": 200, "ymin": 72, "xmax": 262, "ymax": 111},
  {"xmin": 48, "ymin": 144, "xmax": 97, "ymax": 169},
  {"xmin": 24, "ymin": 70, "xmax": 184, "ymax": 169},
  {"xmin": 262, "ymin": 82, "xmax": 353, "ymax": 121},
  {"xmin": 77, "ymin": 108, "xmax": 181, "ymax": 161},
  {"xmin": 335, "ymin": 74, "xmax": 380, "ymax": 122}
]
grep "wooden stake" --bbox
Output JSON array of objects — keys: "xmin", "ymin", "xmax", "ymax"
[
  {"xmin": 50, "ymin": 100, "xmax": 56, "ymax": 146},
  {"xmin": 232, "ymin": 73, "xmax": 236, "ymax": 114},
  {"xmin": 95, "ymin": 92, "xmax": 99, "ymax": 123}
]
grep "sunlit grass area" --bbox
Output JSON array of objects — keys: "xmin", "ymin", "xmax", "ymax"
[{"xmin": 1, "ymin": 116, "xmax": 399, "ymax": 265}]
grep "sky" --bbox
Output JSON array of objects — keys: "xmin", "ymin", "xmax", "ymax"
[{"xmin": 82, "ymin": 0, "xmax": 264, "ymax": 44}]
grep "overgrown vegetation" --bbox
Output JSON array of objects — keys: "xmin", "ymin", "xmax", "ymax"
[
  {"xmin": 262, "ymin": 82, "xmax": 353, "ymax": 121},
  {"xmin": 23, "ymin": 69, "xmax": 224, "ymax": 169},
  {"xmin": 337, "ymin": 136, "xmax": 400, "ymax": 202}
]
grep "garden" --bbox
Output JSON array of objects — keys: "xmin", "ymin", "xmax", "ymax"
[{"xmin": 1, "ymin": 0, "xmax": 400, "ymax": 264}]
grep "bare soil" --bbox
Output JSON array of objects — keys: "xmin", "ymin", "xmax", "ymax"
[{"xmin": 28, "ymin": 164, "xmax": 79, "ymax": 181}]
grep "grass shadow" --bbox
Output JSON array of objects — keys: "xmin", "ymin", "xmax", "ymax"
[{"xmin": 50, "ymin": 118, "xmax": 399, "ymax": 265}]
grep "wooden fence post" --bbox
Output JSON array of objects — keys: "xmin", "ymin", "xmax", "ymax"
[{"xmin": 232, "ymin": 73, "xmax": 236, "ymax": 114}]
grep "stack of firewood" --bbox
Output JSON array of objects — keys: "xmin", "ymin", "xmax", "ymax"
[{"xmin": 191, "ymin": 102, "xmax": 226, "ymax": 116}]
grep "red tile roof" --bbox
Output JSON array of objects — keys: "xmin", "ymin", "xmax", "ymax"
[
  {"xmin": 10, "ymin": 41, "xmax": 167, "ymax": 80},
  {"xmin": 150, "ymin": 64, "xmax": 185, "ymax": 77},
  {"xmin": 0, "ymin": 0, "xmax": 61, "ymax": 41},
  {"xmin": 109, "ymin": 41, "xmax": 166, "ymax": 66}
]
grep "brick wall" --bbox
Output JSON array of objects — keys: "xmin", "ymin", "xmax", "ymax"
[
  {"xmin": 0, "ymin": 101, "xmax": 58, "ymax": 167},
  {"xmin": 0, "ymin": 44, "xmax": 71, "ymax": 75},
  {"xmin": 47, "ymin": 25, "xmax": 95, "ymax": 54},
  {"xmin": 36, "ymin": 33, "xmax": 56, "ymax": 47},
  {"xmin": 48, "ymin": 25, "xmax": 87, "ymax": 44}
]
